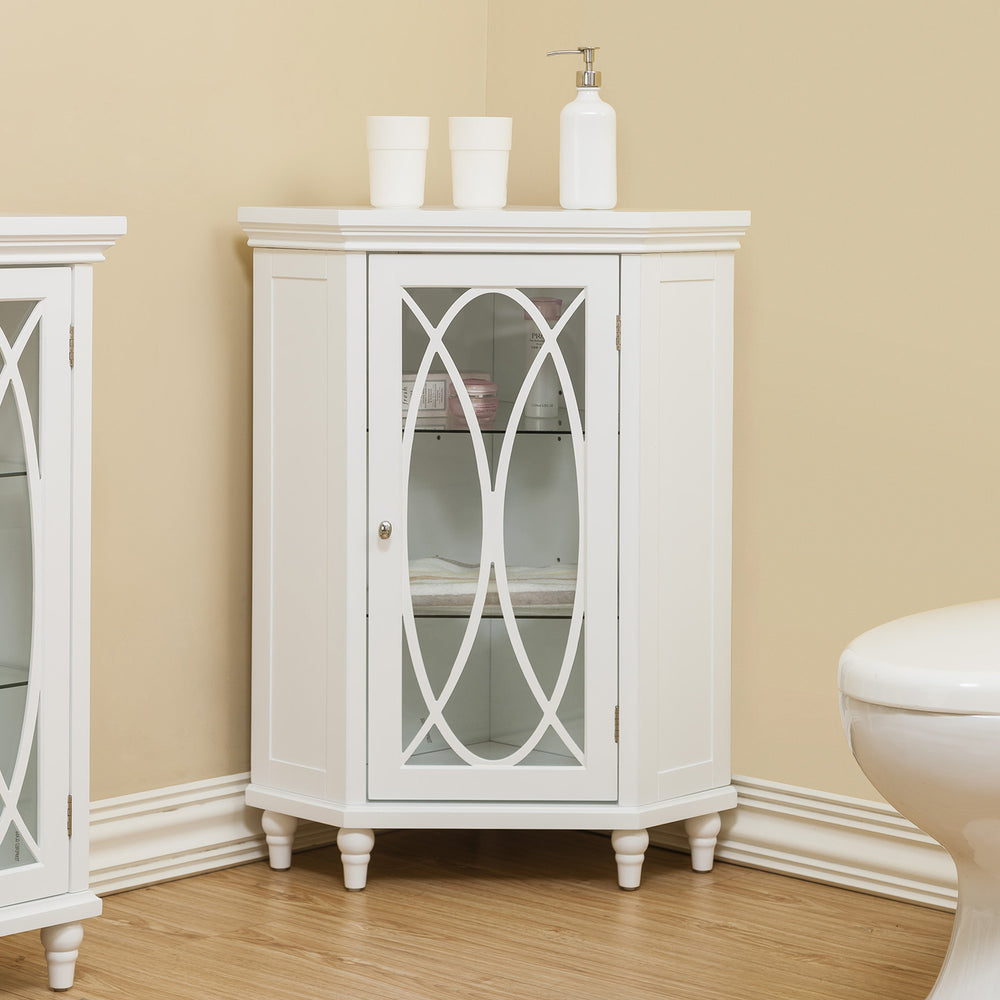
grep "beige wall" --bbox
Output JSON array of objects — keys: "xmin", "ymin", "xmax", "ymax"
[
  {"xmin": 5, "ymin": 0, "xmax": 488, "ymax": 798},
  {"xmin": 5, "ymin": 1, "xmax": 998, "ymax": 802},
  {"xmin": 488, "ymin": 0, "xmax": 1000, "ymax": 799}
]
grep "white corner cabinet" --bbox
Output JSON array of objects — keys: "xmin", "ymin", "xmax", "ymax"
[
  {"xmin": 0, "ymin": 217, "xmax": 125, "ymax": 989},
  {"xmin": 240, "ymin": 206, "xmax": 748, "ymax": 890}
]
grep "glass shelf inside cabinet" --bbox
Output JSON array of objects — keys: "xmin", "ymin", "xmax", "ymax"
[
  {"xmin": 0, "ymin": 460, "xmax": 28, "ymax": 478},
  {"xmin": 402, "ymin": 285, "xmax": 585, "ymax": 624},
  {"xmin": 408, "ymin": 403, "xmax": 583, "ymax": 436},
  {"xmin": 0, "ymin": 664, "xmax": 28, "ymax": 690}
]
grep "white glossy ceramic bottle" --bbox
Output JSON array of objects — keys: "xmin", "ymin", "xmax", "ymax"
[{"xmin": 547, "ymin": 46, "xmax": 617, "ymax": 210}]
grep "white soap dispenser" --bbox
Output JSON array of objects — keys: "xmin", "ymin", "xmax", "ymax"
[{"xmin": 546, "ymin": 46, "xmax": 617, "ymax": 210}]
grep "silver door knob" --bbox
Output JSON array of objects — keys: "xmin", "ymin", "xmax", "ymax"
[{"xmin": 378, "ymin": 521, "xmax": 392, "ymax": 540}]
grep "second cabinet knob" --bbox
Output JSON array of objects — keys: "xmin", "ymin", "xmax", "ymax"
[{"xmin": 378, "ymin": 521, "xmax": 392, "ymax": 540}]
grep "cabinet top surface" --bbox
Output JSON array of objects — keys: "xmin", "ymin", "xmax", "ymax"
[
  {"xmin": 238, "ymin": 206, "xmax": 749, "ymax": 253},
  {"xmin": 0, "ymin": 216, "xmax": 127, "ymax": 264}
]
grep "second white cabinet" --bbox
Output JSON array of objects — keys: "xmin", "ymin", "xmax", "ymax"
[
  {"xmin": 0, "ymin": 216, "xmax": 125, "ymax": 989},
  {"xmin": 240, "ymin": 207, "xmax": 749, "ymax": 890}
]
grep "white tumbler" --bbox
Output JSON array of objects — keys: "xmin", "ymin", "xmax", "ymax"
[
  {"xmin": 448, "ymin": 117, "xmax": 512, "ymax": 209},
  {"xmin": 367, "ymin": 116, "xmax": 430, "ymax": 208}
]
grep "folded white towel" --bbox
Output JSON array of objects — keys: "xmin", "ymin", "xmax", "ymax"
[{"xmin": 409, "ymin": 556, "xmax": 577, "ymax": 611}]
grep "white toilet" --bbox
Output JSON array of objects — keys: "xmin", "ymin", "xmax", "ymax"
[{"xmin": 838, "ymin": 598, "xmax": 1000, "ymax": 999}]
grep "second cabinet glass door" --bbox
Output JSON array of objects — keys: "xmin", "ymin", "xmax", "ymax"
[
  {"xmin": 368, "ymin": 255, "xmax": 619, "ymax": 801},
  {"xmin": 0, "ymin": 270, "xmax": 72, "ymax": 906}
]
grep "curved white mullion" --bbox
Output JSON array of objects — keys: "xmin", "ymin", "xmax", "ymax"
[
  {"xmin": 399, "ymin": 289, "xmax": 499, "ymax": 767},
  {"xmin": 399, "ymin": 290, "xmax": 442, "ymax": 446},
  {"xmin": 9, "ymin": 321, "xmax": 42, "ymax": 799},
  {"xmin": 479, "ymin": 287, "xmax": 589, "ymax": 765},
  {"xmin": 401, "ymin": 563, "xmax": 491, "ymax": 761},
  {"xmin": 502, "ymin": 286, "xmax": 585, "ymax": 443},
  {"xmin": 396, "ymin": 293, "xmax": 443, "ymax": 767},
  {"xmin": 6, "ymin": 678, "xmax": 41, "ymax": 827},
  {"xmin": 0, "ymin": 751, "xmax": 41, "ymax": 854},
  {"xmin": 500, "ymin": 288, "xmax": 589, "ymax": 762},
  {"xmin": 0, "ymin": 802, "xmax": 40, "ymax": 860},
  {"xmin": 0, "ymin": 807, "xmax": 13, "ymax": 853},
  {"xmin": 0, "ymin": 770, "xmax": 15, "ymax": 842},
  {"xmin": 397, "ymin": 285, "xmax": 593, "ymax": 772},
  {"xmin": 539, "ymin": 302, "xmax": 589, "ymax": 743},
  {"xmin": 415, "ymin": 344, "xmax": 498, "ymax": 764},
  {"xmin": 0, "ymin": 301, "xmax": 42, "ymax": 411},
  {"xmin": 0, "ymin": 305, "xmax": 45, "ymax": 863}
]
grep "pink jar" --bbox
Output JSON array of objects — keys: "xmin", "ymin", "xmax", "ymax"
[{"xmin": 447, "ymin": 378, "xmax": 499, "ymax": 428}]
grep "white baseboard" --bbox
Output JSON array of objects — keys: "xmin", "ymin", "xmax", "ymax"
[
  {"xmin": 89, "ymin": 773, "xmax": 958, "ymax": 910},
  {"xmin": 88, "ymin": 773, "xmax": 336, "ymax": 895},
  {"xmin": 654, "ymin": 776, "xmax": 957, "ymax": 910}
]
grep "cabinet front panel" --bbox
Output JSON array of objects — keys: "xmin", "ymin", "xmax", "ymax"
[
  {"xmin": 0, "ymin": 272, "xmax": 72, "ymax": 905},
  {"xmin": 368, "ymin": 255, "xmax": 619, "ymax": 802}
]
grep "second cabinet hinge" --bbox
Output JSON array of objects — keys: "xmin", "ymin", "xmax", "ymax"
[
  {"xmin": 69, "ymin": 325, "xmax": 75, "ymax": 368},
  {"xmin": 616, "ymin": 315, "xmax": 621, "ymax": 352},
  {"xmin": 67, "ymin": 795, "xmax": 73, "ymax": 838},
  {"xmin": 614, "ymin": 705, "xmax": 620, "ymax": 743}
]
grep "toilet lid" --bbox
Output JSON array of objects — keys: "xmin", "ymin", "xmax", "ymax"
[{"xmin": 838, "ymin": 599, "xmax": 1000, "ymax": 714}]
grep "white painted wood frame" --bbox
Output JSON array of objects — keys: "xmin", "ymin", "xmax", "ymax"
[
  {"xmin": 0, "ymin": 217, "xmax": 125, "ymax": 991},
  {"xmin": 243, "ymin": 207, "xmax": 748, "ymax": 891}
]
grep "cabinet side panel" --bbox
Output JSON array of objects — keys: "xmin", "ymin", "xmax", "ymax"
[
  {"xmin": 69, "ymin": 264, "xmax": 94, "ymax": 892},
  {"xmin": 638, "ymin": 254, "xmax": 733, "ymax": 801},
  {"xmin": 253, "ymin": 252, "xmax": 333, "ymax": 797}
]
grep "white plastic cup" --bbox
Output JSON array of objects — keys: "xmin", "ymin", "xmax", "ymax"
[
  {"xmin": 448, "ymin": 116, "xmax": 512, "ymax": 209},
  {"xmin": 366, "ymin": 116, "xmax": 430, "ymax": 209}
]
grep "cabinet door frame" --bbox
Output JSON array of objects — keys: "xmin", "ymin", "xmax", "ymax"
[
  {"xmin": 367, "ymin": 253, "xmax": 620, "ymax": 802},
  {"xmin": 0, "ymin": 268, "xmax": 73, "ymax": 906}
]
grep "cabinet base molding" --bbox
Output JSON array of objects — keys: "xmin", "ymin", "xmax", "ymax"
[
  {"xmin": 245, "ymin": 782, "xmax": 737, "ymax": 831},
  {"xmin": 0, "ymin": 892, "xmax": 100, "ymax": 938},
  {"xmin": 88, "ymin": 773, "xmax": 957, "ymax": 909}
]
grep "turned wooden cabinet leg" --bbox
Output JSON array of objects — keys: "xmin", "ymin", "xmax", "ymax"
[
  {"xmin": 337, "ymin": 827, "xmax": 375, "ymax": 891},
  {"xmin": 611, "ymin": 828, "xmax": 649, "ymax": 890},
  {"xmin": 39, "ymin": 921, "xmax": 84, "ymax": 992},
  {"xmin": 685, "ymin": 811, "xmax": 722, "ymax": 872},
  {"xmin": 261, "ymin": 810, "xmax": 299, "ymax": 870}
]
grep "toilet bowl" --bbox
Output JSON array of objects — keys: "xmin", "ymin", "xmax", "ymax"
[{"xmin": 839, "ymin": 599, "xmax": 1000, "ymax": 1000}]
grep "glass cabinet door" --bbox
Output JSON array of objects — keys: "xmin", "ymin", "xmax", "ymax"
[
  {"xmin": 368, "ymin": 255, "xmax": 619, "ymax": 801},
  {"xmin": 0, "ymin": 271, "xmax": 72, "ymax": 905}
]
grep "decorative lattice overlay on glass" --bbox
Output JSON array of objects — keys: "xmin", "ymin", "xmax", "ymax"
[
  {"xmin": 0, "ymin": 300, "xmax": 42, "ymax": 869},
  {"xmin": 400, "ymin": 288, "xmax": 587, "ymax": 768}
]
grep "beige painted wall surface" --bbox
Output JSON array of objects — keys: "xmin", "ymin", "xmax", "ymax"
[
  {"xmin": 2, "ymin": 0, "xmax": 488, "ymax": 799},
  {"xmin": 3, "ymin": 1, "xmax": 998, "ymax": 805},
  {"xmin": 489, "ymin": 0, "xmax": 1000, "ymax": 799}
]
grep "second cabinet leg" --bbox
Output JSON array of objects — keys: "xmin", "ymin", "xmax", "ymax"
[
  {"xmin": 40, "ymin": 921, "xmax": 84, "ymax": 992},
  {"xmin": 611, "ymin": 828, "xmax": 649, "ymax": 890},
  {"xmin": 337, "ymin": 827, "xmax": 375, "ymax": 891},
  {"xmin": 261, "ymin": 810, "xmax": 298, "ymax": 870},
  {"xmin": 684, "ymin": 812, "xmax": 722, "ymax": 872}
]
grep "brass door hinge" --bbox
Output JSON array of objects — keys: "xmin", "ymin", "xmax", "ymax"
[
  {"xmin": 614, "ymin": 705, "xmax": 620, "ymax": 743},
  {"xmin": 615, "ymin": 315, "xmax": 621, "ymax": 352},
  {"xmin": 67, "ymin": 795, "xmax": 73, "ymax": 837},
  {"xmin": 69, "ymin": 325, "xmax": 75, "ymax": 368}
]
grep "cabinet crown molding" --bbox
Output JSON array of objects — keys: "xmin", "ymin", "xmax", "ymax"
[
  {"xmin": 0, "ymin": 216, "xmax": 127, "ymax": 264},
  {"xmin": 238, "ymin": 206, "xmax": 749, "ymax": 254}
]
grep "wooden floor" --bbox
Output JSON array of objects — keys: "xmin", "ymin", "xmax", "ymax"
[{"xmin": 1, "ymin": 830, "xmax": 953, "ymax": 1000}]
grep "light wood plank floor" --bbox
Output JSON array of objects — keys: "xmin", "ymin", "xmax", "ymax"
[{"xmin": 1, "ymin": 830, "xmax": 952, "ymax": 999}]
